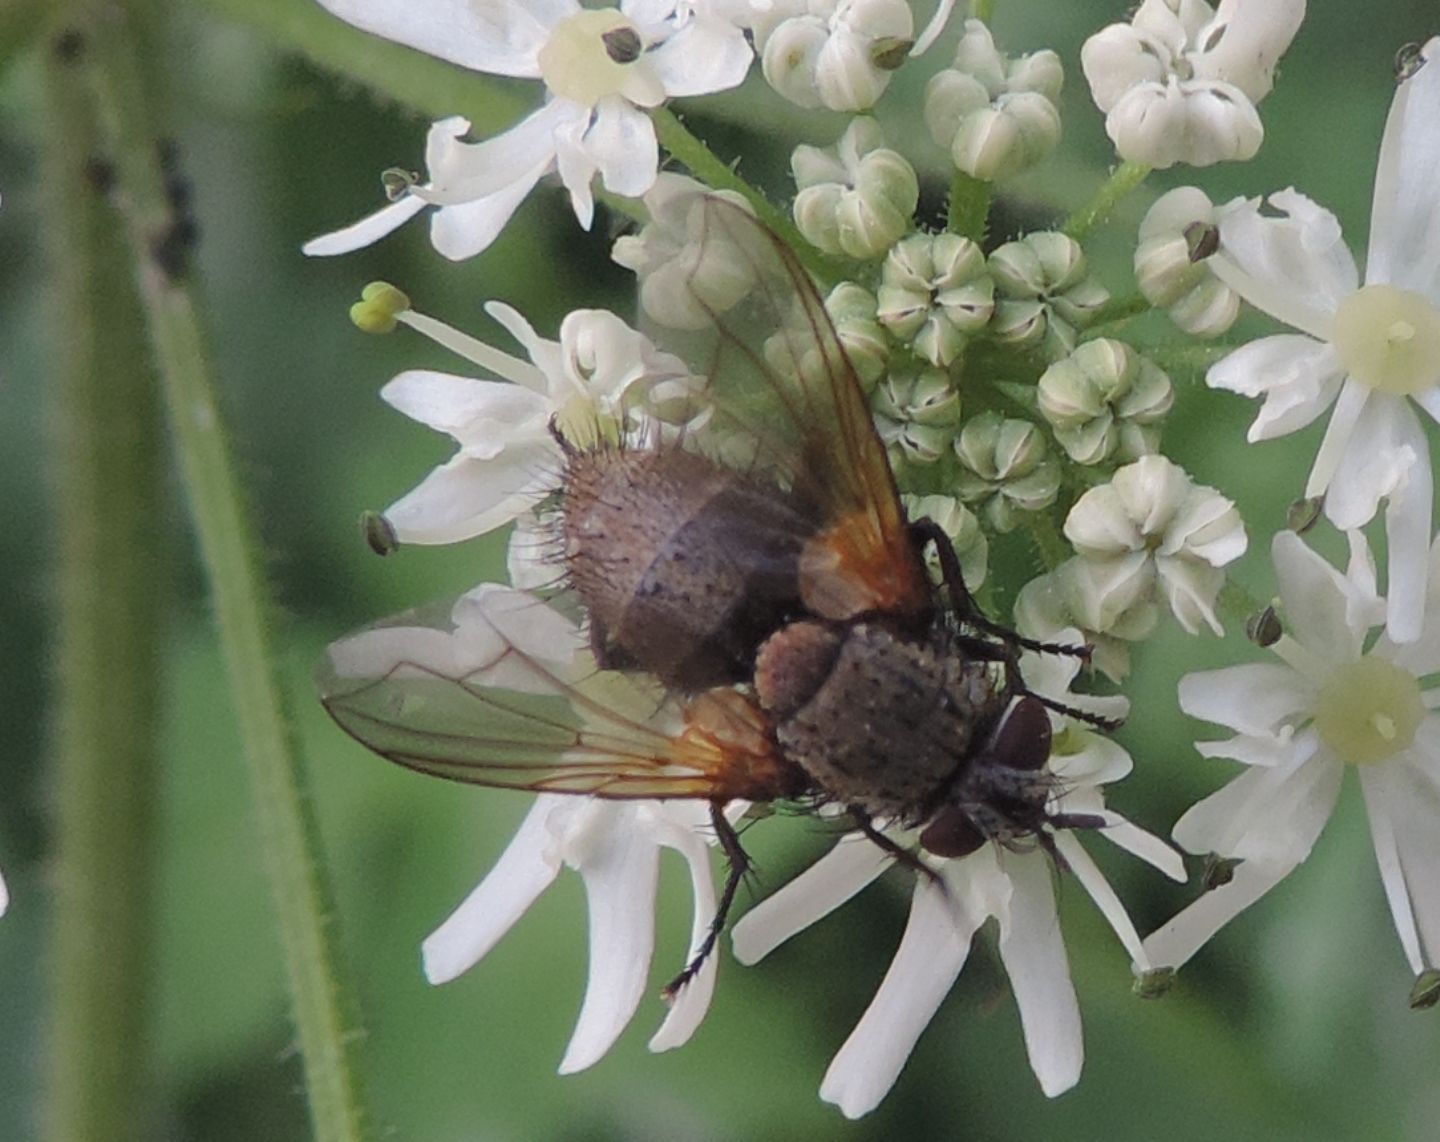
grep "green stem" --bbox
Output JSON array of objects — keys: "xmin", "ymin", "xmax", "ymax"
[
  {"xmin": 1062, "ymin": 161, "xmax": 1151, "ymax": 242},
  {"xmin": 41, "ymin": 21, "xmax": 165, "ymax": 1142},
  {"xmin": 972, "ymin": 0, "xmax": 996, "ymax": 23},
  {"xmin": 1024, "ymin": 508, "xmax": 1071, "ymax": 575},
  {"xmin": 83, "ymin": 9, "xmax": 372, "ymax": 1141},
  {"xmin": 946, "ymin": 168, "xmax": 991, "ymax": 244},
  {"xmin": 653, "ymin": 106, "xmax": 845, "ymax": 285}
]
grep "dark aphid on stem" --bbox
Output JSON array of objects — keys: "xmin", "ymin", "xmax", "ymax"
[{"xmin": 319, "ymin": 201, "xmax": 1117, "ymax": 996}]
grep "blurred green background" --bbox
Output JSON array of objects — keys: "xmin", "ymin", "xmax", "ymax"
[{"xmin": 3, "ymin": 1, "xmax": 1439, "ymax": 1139}]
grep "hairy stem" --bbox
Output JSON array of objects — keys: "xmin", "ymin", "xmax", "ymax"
[{"xmin": 82, "ymin": 8, "xmax": 373, "ymax": 1140}]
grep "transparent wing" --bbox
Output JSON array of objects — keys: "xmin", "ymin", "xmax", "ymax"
[
  {"xmin": 318, "ymin": 583, "xmax": 798, "ymax": 800},
  {"xmin": 680, "ymin": 200, "xmax": 931, "ymax": 620}
]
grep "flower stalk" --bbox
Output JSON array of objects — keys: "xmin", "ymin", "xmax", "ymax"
[
  {"xmin": 1062, "ymin": 160, "xmax": 1150, "ymax": 242},
  {"xmin": 79, "ymin": 8, "xmax": 372, "ymax": 1141},
  {"xmin": 41, "ymin": 19, "xmax": 164, "ymax": 1141}
]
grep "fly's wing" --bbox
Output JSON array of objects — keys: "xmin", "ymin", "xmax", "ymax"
[
  {"xmin": 682, "ymin": 200, "xmax": 931, "ymax": 620},
  {"xmin": 318, "ymin": 583, "xmax": 795, "ymax": 801}
]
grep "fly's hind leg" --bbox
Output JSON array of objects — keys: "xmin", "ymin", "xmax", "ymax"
[{"xmin": 663, "ymin": 801, "xmax": 751, "ymax": 1000}]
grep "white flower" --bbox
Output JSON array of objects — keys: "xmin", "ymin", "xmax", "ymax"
[
  {"xmin": 1063, "ymin": 455, "xmax": 1247, "ymax": 637},
  {"xmin": 752, "ymin": 0, "xmax": 955, "ymax": 112},
  {"xmin": 730, "ymin": 638, "xmax": 1183, "ymax": 1117},
  {"xmin": 426, "ymin": 794, "xmax": 725, "ymax": 1070},
  {"xmin": 328, "ymin": 583, "xmax": 727, "ymax": 1066},
  {"xmin": 610, "ymin": 173, "xmax": 758, "ymax": 330},
  {"xmin": 1081, "ymin": 0, "xmax": 1305, "ymax": 168},
  {"xmin": 373, "ymin": 300, "xmax": 701, "ymax": 544},
  {"xmin": 1143, "ymin": 530, "xmax": 1440, "ymax": 992},
  {"xmin": 1205, "ymin": 39, "xmax": 1440, "ymax": 643},
  {"xmin": 305, "ymin": 1, "xmax": 752, "ymax": 259}
]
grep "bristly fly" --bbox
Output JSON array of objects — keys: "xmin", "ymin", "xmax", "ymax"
[{"xmin": 318, "ymin": 200, "xmax": 1116, "ymax": 996}]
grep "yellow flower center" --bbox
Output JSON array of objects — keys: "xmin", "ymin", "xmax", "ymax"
[
  {"xmin": 1313, "ymin": 656, "xmax": 1424, "ymax": 765},
  {"xmin": 1331, "ymin": 284, "xmax": 1440, "ymax": 396},
  {"xmin": 537, "ymin": 9, "xmax": 641, "ymax": 107}
]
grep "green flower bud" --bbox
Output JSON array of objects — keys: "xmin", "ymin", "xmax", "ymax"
[
  {"xmin": 989, "ymin": 232, "xmax": 1109, "ymax": 359},
  {"xmin": 877, "ymin": 233, "xmax": 993, "ymax": 367},
  {"xmin": 953, "ymin": 412, "xmax": 1060, "ymax": 531},
  {"xmin": 825, "ymin": 282, "xmax": 889, "ymax": 388},
  {"xmin": 924, "ymin": 21, "xmax": 1062, "ymax": 181},
  {"xmin": 1037, "ymin": 338, "xmax": 1174, "ymax": 464},
  {"xmin": 792, "ymin": 118, "xmax": 918, "ymax": 259},
  {"xmin": 874, "ymin": 368, "xmax": 961, "ymax": 465}
]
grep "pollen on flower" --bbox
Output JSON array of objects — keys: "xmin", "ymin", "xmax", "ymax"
[
  {"xmin": 538, "ymin": 9, "xmax": 642, "ymax": 107},
  {"xmin": 1331, "ymin": 284, "xmax": 1440, "ymax": 396},
  {"xmin": 1313, "ymin": 656, "xmax": 1424, "ymax": 764}
]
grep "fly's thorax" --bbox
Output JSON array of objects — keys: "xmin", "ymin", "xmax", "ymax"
[
  {"xmin": 753, "ymin": 619, "xmax": 1003, "ymax": 819},
  {"xmin": 560, "ymin": 443, "xmax": 816, "ymax": 691}
]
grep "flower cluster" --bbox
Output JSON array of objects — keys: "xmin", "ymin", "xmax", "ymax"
[{"xmin": 307, "ymin": 0, "xmax": 1440, "ymax": 1121}]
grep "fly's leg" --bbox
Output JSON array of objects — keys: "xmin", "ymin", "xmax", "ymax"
[
  {"xmin": 910, "ymin": 516, "xmax": 1090, "ymax": 660},
  {"xmin": 663, "ymin": 801, "xmax": 750, "ymax": 999}
]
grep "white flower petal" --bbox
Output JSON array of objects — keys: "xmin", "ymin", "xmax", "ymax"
[
  {"xmin": 1192, "ymin": 0, "xmax": 1304, "ymax": 103},
  {"xmin": 1366, "ymin": 37, "xmax": 1440, "ymax": 298},
  {"xmin": 302, "ymin": 194, "xmax": 428, "ymax": 256},
  {"xmin": 1382, "ymin": 459, "xmax": 1434, "ymax": 646},
  {"xmin": 650, "ymin": 15, "xmax": 753, "ymax": 96},
  {"xmin": 381, "ymin": 371, "xmax": 549, "ymax": 444},
  {"xmin": 1205, "ymin": 335, "xmax": 1345, "ymax": 442},
  {"xmin": 1212, "ymin": 193, "xmax": 1358, "ymax": 340},
  {"xmin": 429, "ymin": 156, "xmax": 552, "ymax": 260},
  {"xmin": 554, "ymin": 106, "xmax": 599, "ymax": 228},
  {"xmin": 1054, "ymin": 831, "xmax": 1149, "ymax": 965},
  {"xmin": 384, "ymin": 448, "xmax": 557, "ymax": 545},
  {"xmin": 559, "ymin": 818, "xmax": 659, "ymax": 1073},
  {"xmin": 315, "ymin": 0, "xmax": 554, "ymax": 77},
  {"xmin": 1273, "ymin": 531, "xmax": 1368, "ymax": 664},
  {"xmin": 731, "ymin": 834, "xmax": 892, "ymax": 964},
  {"xmin": 1142, "ymin": 856, "xmax": 1297, "ymax": 971},
  {"xmin": 995, "ymin": 851, "xmax": 1082, "ymax": 1097},
  {"xmin": 1178, "ymin": 661, "xmax": 1313, "ymax": 735},
  {"xmin": 1171, "ymin": 740, "xmax": 1340, "ymax": 865},
  {"xmin": 1359, "ymin": 743, "xmax": 1440, "ymax": 970},
  {"xmin": 819, "ymin": 876, "xmax": 979, "ymax": 1119},
  {"xmin": 1304, "ymin": 374, "xmax": 1370, "ymax": 499},
  {"xmin": 588, "ymin": 98, "xmax": 659, "ymax": 199},
  {"xmin": 648, "ymin": 805, "xmax": 721, "ymax": 1052},
  {"xmin": 422, "ymin": 796, "xmax": 565, "ymax": 984},
  {"xmin": 1323, "ymin": 394, "xmax": 1422, "ymax": 530},
  {"xmin": 1096, "ymin": 818, "xmax": 1188, "ymax": 882}
]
